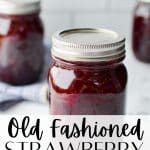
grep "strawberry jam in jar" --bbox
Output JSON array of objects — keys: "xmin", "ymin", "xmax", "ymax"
[
  {"xmin": 48, "ymin": 28, "xmax": 127, "ymax": 115},
  {"xmin": 0, "ymin": 0, "xmax": 44, "ymax": 85},
  {"xmin": 132, "ymin": 0, "xmax": 150, "ymax": 62}
]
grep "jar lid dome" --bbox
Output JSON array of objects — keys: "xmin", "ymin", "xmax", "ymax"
[
  {"xmin": 52, "ymin": 28, "xmax": 126, "ymax": 62},
  {"xmin": 0, "ymin": 0, "xmax": 41, "ymax": 15}
]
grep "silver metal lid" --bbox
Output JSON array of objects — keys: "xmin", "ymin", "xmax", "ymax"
[
  {"xmin": 52, "ymin": 28, "xmax": 126, "ymax": 62},
  {"xmin": 0, "ymin": 0, "xmax": 41, "ymax": 15}
]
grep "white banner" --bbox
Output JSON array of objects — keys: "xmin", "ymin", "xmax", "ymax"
[{"xmin": 0, "ymin": 116, "xmax": 149, "ymax": 150}]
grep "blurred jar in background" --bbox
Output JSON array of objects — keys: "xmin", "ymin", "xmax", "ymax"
[
  {"xmin": 132, "ymin": 0, "xmax": 150, "ymax": 63},
  {"xmin": 0, "ymin": 0, "xmax": 44, "ymax": 85}
]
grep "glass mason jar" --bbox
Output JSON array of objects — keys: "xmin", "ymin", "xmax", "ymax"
[
  {"xmin": 48, "ymin": 28, "xmax": 128, "ymax": 115},
  {"xmin": 132, "ymin": 0, "xmax": 150, "ymax": 63},
  {"xmin": 0, "ymin": 0, "xmax": 44, "ymax": 85}
]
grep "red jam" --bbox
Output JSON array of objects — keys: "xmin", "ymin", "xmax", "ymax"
[
  {"xmin": 49, "ymin": 28, "xmax": 127, "ymax": 115},
  {"xmin": 132, "ymin": 1, "xmax": 150, "ymax": 62},
  {"xmin": 48, "ymin": 59, "xmax": 127, "ymax": 115},
  {"xmin": 0, "ymin": 13, "xmax": 44, "ymax": 85}
]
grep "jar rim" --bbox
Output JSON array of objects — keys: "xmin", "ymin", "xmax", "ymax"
[
  {"xmin": 52, "ymin": 28, "xmax": 126, "ymax": 62},
  {"xmin": 0, "ymin": 0, "xmax": 41, "ymax": 15}
]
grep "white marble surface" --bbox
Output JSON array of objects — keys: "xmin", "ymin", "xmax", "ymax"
[{"xmin": 0, "ymin": 42, "xmax": 150, "ymax": 115}]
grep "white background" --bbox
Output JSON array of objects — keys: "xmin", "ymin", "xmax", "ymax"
[{"xmin": 41, "ymin": 0, "xmax": 137, "ymax": 43}]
